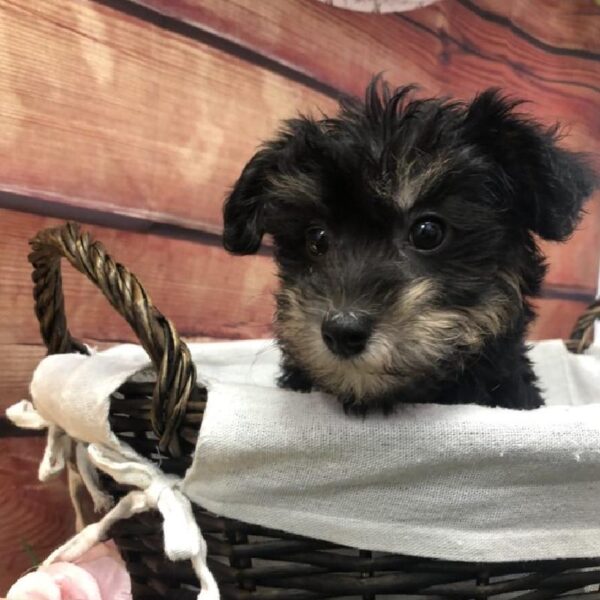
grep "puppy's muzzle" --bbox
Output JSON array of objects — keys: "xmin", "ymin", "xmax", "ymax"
[{"xmin": 321, "ymin": 312, "xmax": 373, "ymax": 358}]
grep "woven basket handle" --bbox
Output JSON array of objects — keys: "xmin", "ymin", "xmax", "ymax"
[
  {"xmin": 28, "ymin": 222, "xmax": 196, "ymax": 456},
  {"xmin": 568, "ymin": 298, "xmax": 599, "ymax": 354}
]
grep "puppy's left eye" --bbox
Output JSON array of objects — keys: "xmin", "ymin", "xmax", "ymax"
[
  {"xmin": 409, "ymin": 217, "xmax": 446, "ymax": 251},
  {"xmin": 305, "ymin": 227, "xmax": 329, "ymax": 256}
]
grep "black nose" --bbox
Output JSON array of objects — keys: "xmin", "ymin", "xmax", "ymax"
[{"xmin": 321, "ymin": 312, "xmax": 373, "ymax": 358}]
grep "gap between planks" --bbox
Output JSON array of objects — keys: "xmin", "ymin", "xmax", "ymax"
[{"xmin": 0, "ymin": 190, "xmax": 274, "ymax": 256}]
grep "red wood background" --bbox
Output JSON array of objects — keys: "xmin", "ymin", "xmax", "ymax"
[{"xmin": 0, "ymin": 0, "xmax": 598, "ymax": 592}]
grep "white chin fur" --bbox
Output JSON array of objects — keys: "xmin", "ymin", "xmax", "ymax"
[{"xmin": 285, "ymin": 330, "xmax": 402, "ymax": 399}]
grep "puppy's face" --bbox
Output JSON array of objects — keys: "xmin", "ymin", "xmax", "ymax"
[{"xmin": 223, "ymin": 81, "xmax": 595, "ymax": 408}]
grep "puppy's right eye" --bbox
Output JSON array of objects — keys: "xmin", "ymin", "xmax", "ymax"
[
  {"xmin": 409, "ymin": 217, "xmax": 446, "ymax": 252},
  {"xmin": 305, "ymin": 227, "xmax": 329, "ymax": 257}
]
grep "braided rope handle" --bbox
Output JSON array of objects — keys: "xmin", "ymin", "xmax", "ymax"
[
  {"xmin": 567, "ymin": 298, "xmax": 599, "ymax": 354},
  {"xmin": 28, "ymin": 222, "xmax": 197, "ymax": 456}
]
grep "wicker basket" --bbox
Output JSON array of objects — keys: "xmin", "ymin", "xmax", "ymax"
[{"xmin": 28, "ymin": 222, "xmax": 600, "ymax": 600}]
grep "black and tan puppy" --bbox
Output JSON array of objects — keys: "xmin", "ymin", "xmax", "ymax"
[{"xmin": 222, "ymin": 78, "xmax": 597, "ymax": 413}]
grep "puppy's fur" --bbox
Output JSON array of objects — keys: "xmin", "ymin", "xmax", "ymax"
[{"xmin": 223, "ymin": 79, "xmax": 597, "ymax": 412}]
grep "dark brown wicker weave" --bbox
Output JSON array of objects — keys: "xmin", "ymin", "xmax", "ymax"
[{"xmin": 28, "ymin": 222, "xmax": 600, "ymax": 600}]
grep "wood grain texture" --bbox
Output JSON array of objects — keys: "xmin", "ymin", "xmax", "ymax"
[
  {"xmin": 135, "ymin": 0, "xmax": 599, "ymax": 125},
  {"xmin": 0, "ymin": 344, "xmax": 46, "ymax": 412},
  {"xmin": 0, "ymin": 0, "xmax": 335, "ymax": 232},
  {"xmin": 401, "ymin": 2, "xmax": 599, "ymax": 138},
  {"xmin": 0, "ymin": 209, "xmax": 276, "ymax": 346},
  {"xmin": 529, "ymin": 298, "xmax": 590, "ymax": 342},
  {"xmin": 469, "ymin": 0, "xmax": 600, "ymax": 53},
  {"xmin": 132, "ymin": 0, "xmax": 600, "ymax": 289},
  {"xmin": 0, "ymin": 436, "xmax": 75, "ymax": 594},
  {"xmin": 0, "ymin": 0, "xmax": 596, "ymax": 285},
  {"xmin": 541, "ymin": 200, "xmax": 600, "ymax": 289}
]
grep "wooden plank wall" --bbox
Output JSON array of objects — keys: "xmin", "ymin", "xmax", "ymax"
[{"xmin": 0, "ymin": 0, "xmax": 598, "ymax": 591}]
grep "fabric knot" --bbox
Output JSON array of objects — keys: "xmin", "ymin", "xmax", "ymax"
[
  {"xmin": 45, "ymin": 442, "xmax": 220, "ymax": 600},
  {"xmin": 146, "ymin": 473, "xmax": 180, "ymax": 508},
  {"xmin": 87, "ymin": 445, "xmax": 203, "ymax": 562}
]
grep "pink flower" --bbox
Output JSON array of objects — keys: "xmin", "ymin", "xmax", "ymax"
[{"xmin": 7, "ymin": 541, "xmax": 131, "ymax": 600}]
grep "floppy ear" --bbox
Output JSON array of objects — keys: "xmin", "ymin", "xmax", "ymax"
[
  {"xmin": 222, "ymin": 147, "xmax": 279, "ymax": 255},
  {"xmin": 465, "ymin": 90, "xmax": 597, "ymax": 241},
  {"xmin": 223, "ymin": 118, "xmax": 330, "ymax": 254}
]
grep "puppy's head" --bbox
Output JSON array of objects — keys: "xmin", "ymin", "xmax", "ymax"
[{"xmin": 223, "ymin": 79, "xmax": 597, "ymax": 408}]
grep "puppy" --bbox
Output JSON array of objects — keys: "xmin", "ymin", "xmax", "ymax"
[{"xmin": 222, "ymin": 78, "xmax": 597, "ymax": 413}]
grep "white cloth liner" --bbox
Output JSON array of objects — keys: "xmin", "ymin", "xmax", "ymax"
[{"xmin": 5, "ymin": 337, "xmax": 600, "ymax": 597}]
